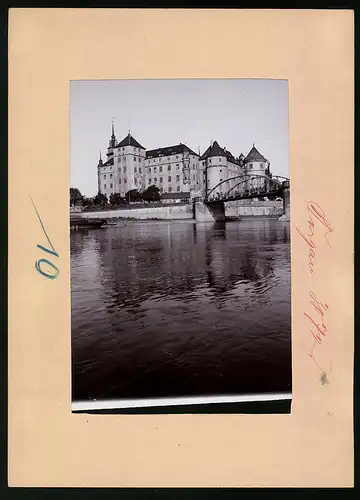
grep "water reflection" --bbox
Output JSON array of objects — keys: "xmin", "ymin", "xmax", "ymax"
[{"xmin": 71, "ymin": 219, "xmax": 291, "ymax": 401}]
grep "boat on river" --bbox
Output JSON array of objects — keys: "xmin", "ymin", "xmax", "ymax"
[{"xmin": 70, "ymin": 216, "xmax": 107, "ymax": 230}]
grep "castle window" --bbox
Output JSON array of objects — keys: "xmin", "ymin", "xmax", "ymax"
[
  {"xmin": 261, "ymin": 163, "xmax": 265, "ymax": 168},
  {"xmin": 110, "ymin": 174, "xmax": 113, "ymax": 178},
  {"xmin": 148, "ymin": 168, "xmax": 151, "ymax": 174},
  {"xmin": 176, "ymin": 175, "xmax": 180, "ymax": 182},
  {"xmin": 160, "ymin": 177, "xmax": 163, "ymax": 183},
  {"xmin": 124, "ymin": 178, "xmax": 127, "ymax": 183},
  {"xmin": 104, "ymin": 174, "xmax": 106, "ymax": 179},
  {"xmin": 154, "ymin": 167, "xmax": 157, "ymax": 173},
  {"xmin": 123, "ymin": 157, "xmax": 126, "ymax": 162},
  {"xmin": 193, "ymin": 175, "xmax": 195, "ymax": 180},
  {"xmin": 119, "ymin": 179, "xmax": 122, "ymax": 184},
  {"xmin": 104, "ymin": 184, "xmax": 106, "ymax": 188},
  {"xmin": 219, "ymin": 159, "xmax": 222, "ymax": 162},
  {"xmin": 168, "ymin": 176, "xmax": 171, "ymax": 182},
  {"xmin": 209, "ymin": 159, "xmax": 212, "ymax": 164},
  {"xmin": 177, "ymin": 186, "xmax": 180, "ymax": 192},
  {"xmin": 139, "ymin": 168, "xmax": 142, "ymax": 173},
  {"xmin": 159, "ymin": 166, "xmax": 163, "ymax": 172},
  {"xmin": 122, "ymin": 148, "xmax": 124, "ymax": 151},
  {"xmin": 123, "ymin": 167, "xmax": 126, "ymax": 173},
  {"xmin": 110, "ymin": 183, "xmax": 113, "ymax": 188},
  {"xmin": 168, "ymin": 186, "xmax": 172, "ymax": 192},
  {"xmin": 220, "ymin": 169, "xmax": 222, "ymax": 172},
  {"xmin": 134, "ymin": 167, "xmax": 137, "ymax": 173},
  {"xmin": 154, "ymin": 177, "xmax": 157, "ymax": 182},
  {"xmin": 134, "ymin": 157, "xmax": 136, "ymax": 162},
  {"xmin": 250, "ymin": 165, "xmax": 253, "ymax": 169},
  {"xmin": 167, "ymin": 165, "xmax": 171, "ymax": 171},
  {"xmin": 149, "ymin": 179, "xmax": 152, "ymax": 185},
  {"xmin": 176, "ymin": 164, "xmax": 179, "ymax": 167},
  {"xmin": 193, "ymin": 165, "xmax": 195, "ymax": 170}
]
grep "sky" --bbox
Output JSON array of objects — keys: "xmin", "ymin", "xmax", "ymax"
[{"xmin": 70, "ymin": 79, "xmax": 289, "ymax": 197}]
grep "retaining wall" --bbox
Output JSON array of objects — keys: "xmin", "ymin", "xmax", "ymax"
[
  {"xmin": 80, "ymin": 204, "xmax": 193, "ymax": 220},
  {"xmin": 79, "ymin": 199, "xmax": 284, "ymax": 221},
  {"xmin": 225, "ymin": 199, "xmax": 283, "ymax": 218}
]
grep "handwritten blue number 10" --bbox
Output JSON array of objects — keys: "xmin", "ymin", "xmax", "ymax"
[{"xmin": 31, "ymin": 198, "xmax": 59, "ymax": 279}]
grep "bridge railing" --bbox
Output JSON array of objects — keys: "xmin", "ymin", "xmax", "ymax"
[{"xmin": 206, "ymin": 176, "xmax": 288, "ymax": 202}]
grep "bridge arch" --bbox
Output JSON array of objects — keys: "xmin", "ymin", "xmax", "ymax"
[{"xmin": 206, "ymin": 174, "xmax": 289, "ymax": 201}]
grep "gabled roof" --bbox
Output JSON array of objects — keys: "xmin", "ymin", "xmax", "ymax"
[
  {"xmin": 116, "ymin": 133, "xmax": 145, "ymax": 150},
  {"xmin": 199, "ymin": 141, "xmax": 240, "ymax": 165},
  {"xmin": 244, "ymin": 146, "xmax": 267, "ymax": 163},
  {"xmin": 146, "ymin": 143, "xmax": 198, "ymax": 159},
  {"xmin": 103, "ymin": 157, "xmax": 114, "ymax": 166}
]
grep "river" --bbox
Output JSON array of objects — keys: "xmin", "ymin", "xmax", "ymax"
[{"xmin": 71, "ymin": 219, "xmax": 292, "ymax": 402}]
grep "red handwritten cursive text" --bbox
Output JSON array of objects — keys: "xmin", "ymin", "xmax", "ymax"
[
  {"xmin": 306, "ymin": 291, "xmax": 332, "ymax": 377},
  {"xmin": 305, "ymin": 291, "xmax": 329, "ymax": 345},
  {"xmin": 296, "ymin": 201, "xmax": 334, "ymax": 278}
]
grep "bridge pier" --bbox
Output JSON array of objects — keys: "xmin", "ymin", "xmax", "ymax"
[
  {"xmin": 279, "ymin": 185, "xmax": 290, "ymax": 221},
  {"xmin": 194, "ymin": 201, "xmax": 226, "ymax": 222}
]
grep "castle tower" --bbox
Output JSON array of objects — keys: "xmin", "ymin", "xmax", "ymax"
[
  {"xmin": 112, "ymin": 131, "xmax": 146, "ymax": 197},
  {"xmin": 107, "ymin": 121, "xmax": 117, "ymax": 157},
  {"xmin": 243, "ymin": 144, "xmax": 270, "ymax": 194},
  {"xmin": 199, "ymin": 141, "xmax": 243, "ymax": 199},
  {"xmin": 243, "ymin": 144, "xmax": 269, "ymax": 177},
  {"xmin": 97, "ymin": 150, "xmax": 103, "ymax": 193}
]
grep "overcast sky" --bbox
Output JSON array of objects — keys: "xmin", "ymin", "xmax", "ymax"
[{"xmin": 70, "ymin": 79, "xmax": 289, "ymax": 197}]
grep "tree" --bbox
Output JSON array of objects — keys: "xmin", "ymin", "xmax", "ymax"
[
  {"xmin": 109, "ymin": 193, "xmax": 126, "ymax": 206},
  {"xmin": 125, "ymin": 189, "xmax": 142, "ymax": 203},
  {"xmin": 70, "ymin": 187, "xmax": 83, "ymax": 206},
  {"xmin": 142, "ymin": 185, "xmax": 161, "ymax": 202},
  {"xmin": 82, "ymin": 197, "xmax": 94, "ymax": 207},
  {"xmin": 93, "ymin": 192, "xmax": 108, "ymax": 207}
]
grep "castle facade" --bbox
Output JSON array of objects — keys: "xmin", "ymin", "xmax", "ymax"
[{"xmin": 97, "ymin": 124, "xmax": 271, "ymax": 200}]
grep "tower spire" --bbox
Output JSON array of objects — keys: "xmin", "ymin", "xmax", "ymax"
[{"xmin": 109, "ymin": 119, "xmax": 116, "ymax": 149}]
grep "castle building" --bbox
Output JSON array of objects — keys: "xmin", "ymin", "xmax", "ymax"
[
  {"xmin": 97, "ymin": 123, "xmax": 271, "ymax": 200},
  {"xmin": 145, "ymin": 143, "xmax": 199, "ymax": 194},
  {"xmin": 199, "ymin": 141, "xmax": 245, "ymax": 199}
]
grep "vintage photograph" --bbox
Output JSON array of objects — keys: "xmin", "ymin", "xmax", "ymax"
[{"xmin": 70, "ymin": 79, "xmax": 291, "ymax": 410}]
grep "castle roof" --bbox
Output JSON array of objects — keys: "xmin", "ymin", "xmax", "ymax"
[
  {"xmin": 146, "ymin": 143, "xmax": 198, "ymax": 159},
  {"xmin": 103, "ymin": 157, "xmax": 114, "ymax": 166},
  {"xmin": 199, "ymin": 141, "xmax": 240, "ymax": 165},
  {"xmin": 116, "ymin": 133, "xmax": 145, "ymax": 150},
  {"xmin": 244, "ymin": 145, "xmax": 267, "ymax": 163}
]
